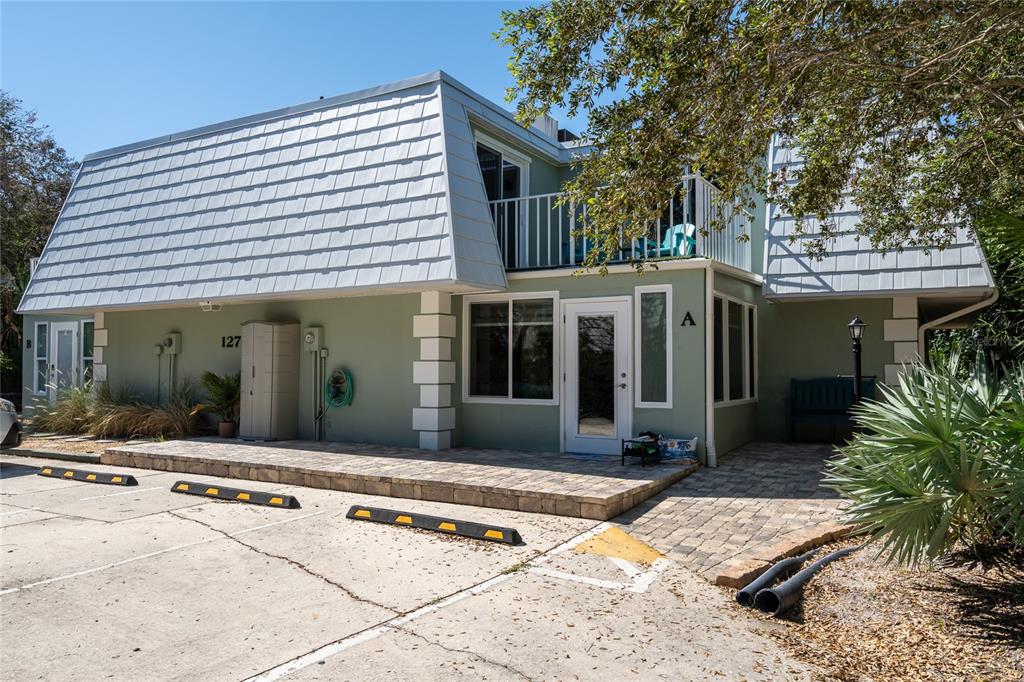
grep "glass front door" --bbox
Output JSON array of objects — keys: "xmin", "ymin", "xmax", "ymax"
[
  {"xmin": 48, "ymin": 322, "xmax": 78, "ymax": 404},
  {"xmin": 563, "ymin": 299, "xmax": 632, "ymax": 454}
]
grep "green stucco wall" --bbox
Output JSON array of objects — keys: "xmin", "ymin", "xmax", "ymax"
[
  {"xmin": 714, "ymin": 401, "xmax": 758, "ymax": 456},
  {"xmin": 452, "ymin": 267, "xmax": 709, "ymax": 453},
  {"xmin": 756, "ymin": 296, "xmax": 895, "ymax": 441},
  {"xmin": 103, "ymin": 294, "xmax": 421, "ymax": 446}
]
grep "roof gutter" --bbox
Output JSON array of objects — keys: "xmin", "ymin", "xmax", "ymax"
[{"xmin": 916, "ymin": 289, "xmax": 999, "ymax": 357}]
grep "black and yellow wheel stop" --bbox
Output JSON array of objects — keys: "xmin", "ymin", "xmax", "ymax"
[
  {"xmin": 346, "ymin": 505, "xmax": 523, "ymax": 545},
  {"xmin": 37, "ymin": 466, "xmax": 137, "ymax": 486},
  {"xmin": 170, "ymin": 480, "xmax": 300, "ymax": 508}
]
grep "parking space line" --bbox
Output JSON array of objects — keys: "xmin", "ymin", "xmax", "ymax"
[
  {"xmin": 245, "ymin": 522, "xmax": 608, "ymax": 682},
  {"xmin": 0, "ymin": 510, "xmax": 325, "ymax": 596},
  {"xmin": 0, "ymin": 508, "xmax": 41, "ymax": 517},
  {"xmin": 79, "ymin": 486, "xmax": 163, "ymax": 501}
]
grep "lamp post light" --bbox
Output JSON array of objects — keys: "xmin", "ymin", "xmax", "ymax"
[{"xmin": 848, "ymin": 316, "xmax": 866, "ymax": 404}]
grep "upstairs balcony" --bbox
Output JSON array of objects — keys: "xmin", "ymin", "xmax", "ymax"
[{"xmin": 487, "ymin": 174, "xmax": 752, "ymax": 273}]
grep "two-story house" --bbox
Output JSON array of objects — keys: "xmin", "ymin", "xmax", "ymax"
[{"xmin": 19, "ymin": 71, "xmax": 996, "ymax": 462}]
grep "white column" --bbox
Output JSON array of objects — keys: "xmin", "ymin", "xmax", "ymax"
[
  {"xmin": 883, "ymin": 296, "xmax": 918, "ymax": 385},
  {"xmin": 413, "ymin": 291, "xmax": 455, "ymax": 450}
]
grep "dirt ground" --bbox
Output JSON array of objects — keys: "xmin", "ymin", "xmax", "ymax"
[
  {"xmin": 749, "ymin": 540, "xmax": 1024, "ymax": 682},
  {"xmin": 14, "ymin": 434, "xmax": 136, "ymax": 456}
]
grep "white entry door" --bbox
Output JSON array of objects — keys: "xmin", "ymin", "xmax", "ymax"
[
  {"xmin": 563, "ymin": 299, "xmax": 632, "ymax": 454},
  {"xmin": 48, "ymin": 322, "xmax": 79, "ymax": 404}
]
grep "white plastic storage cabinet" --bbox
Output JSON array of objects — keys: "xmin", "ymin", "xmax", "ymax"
[{"xmin": 239, "ymin": 321, "xmax": 300, "ymax": 441}]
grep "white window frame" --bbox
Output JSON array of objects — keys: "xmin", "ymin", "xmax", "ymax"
[
  {"xmin": 33, "ymin": 321, "xmax": 48, "ymax": 395},
  {"xmin": 713, "ymin": 292, "xmax": 758, "ymax": 407},
  {"xmin": 633, "ymin": 284, "xmax": 673, "ymax": 408},
  {"xmin": 475, "ymin": 130, "xmax": 532, "ymax": 268},
  {"xmin": 474, "ymin": 130, "xmax": 532, "ymax": 197},
  {"xmin": 461, "ymin": 291, "xmax": 560, "ymax": 406}
]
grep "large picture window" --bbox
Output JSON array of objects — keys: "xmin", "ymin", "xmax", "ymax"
[
  {"xmin": 465, "ymin": 294, "xmax": 557, "ymax": 403},
  {"xmin": 713, "ymin": 294, "xmax": 757, "ymax": 404},
  {"xmin": 635, "ymin": 285, "xmax": 672, "ymax": 408}
]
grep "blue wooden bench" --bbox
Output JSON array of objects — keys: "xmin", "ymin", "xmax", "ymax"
[{"xmin": 786, "ymin": 378, "xmax": 876, "ymax": 442}]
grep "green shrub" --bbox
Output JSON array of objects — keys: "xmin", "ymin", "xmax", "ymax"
[
  {"xmin": 826, "ymin": 355, "xmax": 1024, "ymax": 565},
  {"xmin": 199, "ymin": 371, "xmax": 240, "ymax": 423}
]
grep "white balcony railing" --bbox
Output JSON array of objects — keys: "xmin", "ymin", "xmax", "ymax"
[{"xmin": 487, "ymin": 174, "xmax": 752, "ymax": 272}]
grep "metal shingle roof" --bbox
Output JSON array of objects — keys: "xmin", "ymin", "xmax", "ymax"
[
  {"xmin": 19, "ymin": 72, "xmax": 513, "ymax": 314},
  {"xmin": 763, "ymin": 135, "xmax": 995, "ymax": 299}
]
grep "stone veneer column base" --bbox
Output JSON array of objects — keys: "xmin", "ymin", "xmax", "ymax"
[
  {"xmin": 413, "ymin": 291, "xmax": 455, "ymax": 450},
  {"xmin": 883, "ymin": 296, "xmax": 918, "ymax": 385},
  {"xmin": 91, "ymin": 311, "xmax": 109, "ymax": 389}
]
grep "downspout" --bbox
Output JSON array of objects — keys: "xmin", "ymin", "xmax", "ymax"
[
  {"xmin": 704, "ymin": 265, "xmax": 717, "ymax": 467},
  {"xmin": 916, "ymin": 290, "xmax": 999, "ymax": 358}
]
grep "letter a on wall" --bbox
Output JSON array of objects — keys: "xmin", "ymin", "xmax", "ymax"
[{"xmin": 681, "ymin": 311, "xmax": 697, "ymax": 327}]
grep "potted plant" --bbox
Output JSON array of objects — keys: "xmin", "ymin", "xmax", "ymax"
[{"xmin": 200, "ymin": 371, "xmax": 241, "ymax": 438}]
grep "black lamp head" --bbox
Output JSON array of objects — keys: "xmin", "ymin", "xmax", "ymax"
[{"xmin": 848, "ymin": 315, "xmax": 866, "ymax": 340}]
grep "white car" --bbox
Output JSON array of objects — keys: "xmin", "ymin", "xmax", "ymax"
[{"xmin": 0, "ymin": 399, "xmax": 22, "ymax": 447}]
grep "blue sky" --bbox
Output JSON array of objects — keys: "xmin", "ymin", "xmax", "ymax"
[{"xmin": 2, "ymin": 1, "xmax": 573, "ymax": 160}]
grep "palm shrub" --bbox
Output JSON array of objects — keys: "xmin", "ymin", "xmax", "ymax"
[
  {"xmin": 826, "ymin": 355, "xmax": 1024, "ymax": 565},
  {"xmin": 199, "ymin": 371, "xmax": 240, "ymax": 423}
]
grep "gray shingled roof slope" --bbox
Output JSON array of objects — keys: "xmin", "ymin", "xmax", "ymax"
[
  {"xmin": 19, "ymin": 72, "xmax": 509, "ymax": 314},
  {"xmin": 764, "ymin": 136, "xmax": 995, "ymax": 299}
]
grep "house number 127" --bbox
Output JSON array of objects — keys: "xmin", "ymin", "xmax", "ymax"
[{"xmin": 221, "ymin": 335, "xmax": 241, "ymax": 348}]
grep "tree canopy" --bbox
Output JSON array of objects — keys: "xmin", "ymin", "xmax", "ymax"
[
  {"xmin": 0, "ymin": 91, "xmax": 78, "ymax": 391},
  {"xmin": 498, "ymin": 0, "xmax": 1024, "ymax": 264}
]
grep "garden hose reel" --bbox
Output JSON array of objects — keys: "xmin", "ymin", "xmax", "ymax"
[{"xmin": 326, "ymin": 367, "xmax": 354, "ymax": 408}]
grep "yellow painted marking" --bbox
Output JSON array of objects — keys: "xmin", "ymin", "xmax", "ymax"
[
  {"xmin": 484, "ymin": 530, "xmax": 505, "ymax": 540},
  {"xmin": 572, "ymin": 527, "xmax": 663, "ymax": 566},
  {"xmin": 41, "ymin": 468, "xmax": 52, "ymax": 475},
  {"xmin": 438, "ymin": 522, "xmax": 456, "ymax": 532},
  {"xmin": 64, "ymin": 471, "xmax": 75, "ymax": 478},
  {"xmin": 269, "ymin": 497, "xmax": 284, "ymax": 505},
  {"xmin": 395, "ymin": 515, "xmax": 413, "ymax": 524},
  {"xmin": 176, "ymin": 483, "xmax": 189, "ymax": 491},
  {"xmin": 236, "ymin": 492, "xmax": 250, "ymax": 501},
  {"xmin": 206, "ymin": 488, "xmax": 219, "ymax": 495},
  {"xmin": 111, "ymin": 476, "xmax": 122, "ymax": 483},
  {"xmin": 354, "ymin": 509, "xmax": 371, "ymax": 518},
  {"xmin": 86, "ymin": 474, "xmax": 97, "ymax": 481}
]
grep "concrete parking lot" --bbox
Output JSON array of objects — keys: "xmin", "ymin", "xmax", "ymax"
[{"xmin": 1, "ymin": 453, "xmax": 813, "ymax": 681}]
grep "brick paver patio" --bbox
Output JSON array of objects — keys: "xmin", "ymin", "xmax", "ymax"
[
  {"xmin": 102, "ymin": 438, "xmax": 698, "ymax": 520},
  {"xmin": 614, "ymin": 442, "xmax": 843, "ymax": 581}
]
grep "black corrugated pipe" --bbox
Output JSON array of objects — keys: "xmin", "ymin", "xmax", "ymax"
[
  {"xmin": 735, "ymin": 549, "xmax": 818, "ymax": 607},
  {"xmin": 753, "ymin": 546, "xmax": 858, "ymax": 616}
]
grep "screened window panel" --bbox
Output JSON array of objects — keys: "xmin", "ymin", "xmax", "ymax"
[
  {"xmin": 747, "ymin": 307, "xmax": 756, "ymax": 397},
  {"xmin": 728, "ymin": 301, "xmax": 744, "ymax": 400},
  {"xmin": 713, "ymin": 298, "xmax": 724, "ymax": 402}
]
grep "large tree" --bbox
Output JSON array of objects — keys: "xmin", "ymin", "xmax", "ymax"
[
  {"xmin": 0, "ymin": 92, "xmax": 78, "ymax": 393},
  {"xmin": 498, "ymin": 0, "xmax": 1024, "ymax": 263}
]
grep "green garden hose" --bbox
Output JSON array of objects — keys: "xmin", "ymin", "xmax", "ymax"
[{"xmin": 325, "ymin": 368, "xmax": 354, "ymax": 408}]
